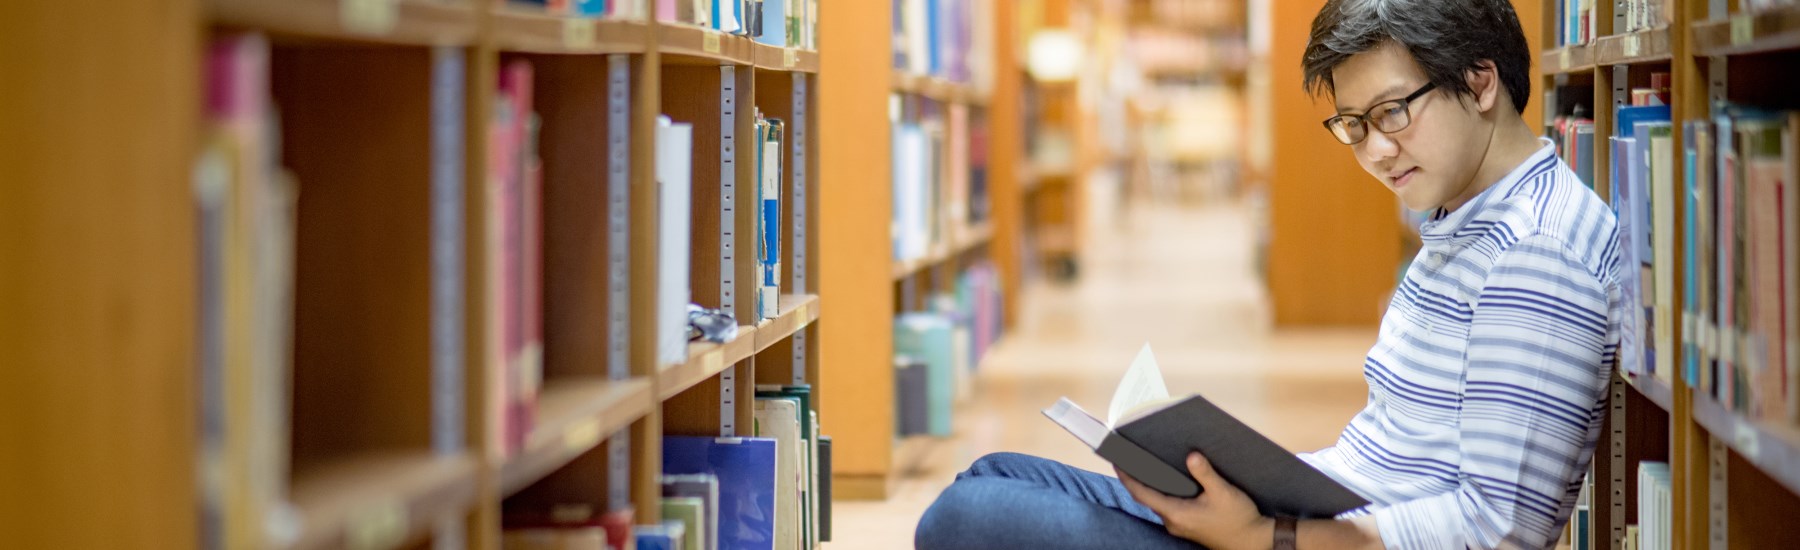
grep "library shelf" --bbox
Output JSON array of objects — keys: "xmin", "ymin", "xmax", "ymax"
[
  {"xmin": 491, "ymin": 10, "xmax": 650, "ymax": 54},
  {"xmin": 288, "ymin": 451, "xmax": 479, "ymax": 550},
  {"xmin": 1593, "ymin": 28, "xmax": 1673, "ymax": 65},
  {"xmin": 1624, "ymin": 371, "xmax": 1675, "ymax": 413},
  {"xmin": 1540, "ymin": 44, "xmax": 1596, "ymax": 75},
  {"xmin": 1693, "ymin": 6, "xmax": 1800, "ymax": 56},
  {"xmin": 892, "ymin": 70, "xmax": 987, "ymax": 105},
  {"xmin": 209, "ymin": 0, "xmax": 477, "ymax": 46},
  {"xmin": 660, "ymin": 327, "xmax": 757, "ymax": 400},
  {"xmin": 752, "ymin": 43, "xmax": 821, "ymax": 74},
  {"xmin": 657, "ymin": 24, "xmax": 755, "ymax": 66},
  {"xmin": 1690, "ymin": 390, "xmax": 1800, "ymax": 496},
  {"xmin": 753, "ymin": 294, "xmax": 823, "ymax": 351},
  {"xmin": 499, "ymin": 377, "xmax": 655, "ymax": 496},
  {"xmin": 891, "ymin": 222, "xmax": 996, "ymax": 281}
]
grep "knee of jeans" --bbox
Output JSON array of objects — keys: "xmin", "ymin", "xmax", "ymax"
[
  {"xmin": 915, "ymin": 479, "xmax": 1000, "ymax": 548},
  {"xmin": 961, "ymin": 451, "xmax": 1041, "ymax": 479}
]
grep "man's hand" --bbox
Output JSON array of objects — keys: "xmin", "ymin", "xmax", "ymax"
[{"xmin": 1118, "ymin": 452, "xmax": 1274, "ymax": 550}]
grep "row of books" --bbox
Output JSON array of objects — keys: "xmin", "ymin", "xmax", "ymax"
[
  {"xmin": 1614, "ymin": 99, "xmax": 1800, "ymax": 425},
  {"xmin": 891, "ymin": 0, "xmax": 995, "ymax": 88},
  {"xmin": 1566, "ymin": 461, "xmax": 1674, "ymax": 550},
  {"xmin": 492, "ymin": 60, "xmax": 548, "ymax": 457},
  {"xmin": 512, "ymin": 0, "xmax": 818, "ymax": 50},
  {"xmin": 892, "ymin": 103, "xmax": 990, "ymax": 264},
  {"xmin": 197, "ymin": 33, "xmax": 302, "ymax": 550},
  {"xmin": 894, "ymin": 263, "xmax": 1003, "ymax": 437},
  {"xmin": 1552, "ymin": 109, "xmax": 1597, "ymax": 191},
  {"xmin": 1554, "ymin": 0, "xmax": 1670, "ymax": 47}
]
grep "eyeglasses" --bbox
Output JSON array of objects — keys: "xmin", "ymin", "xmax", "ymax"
[{"xmin": 1322, "ymin": 82, "xmax": 1438, "ymax": 145}]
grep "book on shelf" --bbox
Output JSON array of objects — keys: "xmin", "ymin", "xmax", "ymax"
[
  {"xmin": 757, "ymin": 385, "xmax": 823, "ymax": 549},
  {"xmin": 658, "ymin": 116, "xmax": 695, "ymax": 365},
  {"xmin": 755, "ymin": 114, "xmax": 784, "ymax": 321},
  {"xmin": 890, "ymin": 0, "xmax": 991, "ymax": 86},
  {"xmin": 1635, "ymin": 461, "xmax": 1672, "ymax": 550},
  {"xmin": 662, "ymin": 496, "xmax": 707, "ymax": 550},
  {"xmin": 528, "ymin": 0, "xmax": 648, "ymax": 18},
  {"xmin": 752, "ymin": 398, "xmax": 804, "ymax": 549},
  {"xmin": 491, "ymin": 60, "xmax": 546, "ymax": 457},
  {"xmin": 1611, "ymin": 104, "xmax": 1671, "ymax": 380},
  {"xmin": 197, "ymin": 31, "xmax": 299, "ymax": 550},
  {"xmin": 1613, "ymin": 134, "xmax": 1647, "ymax": 377},
  {"xmin": 501, "ymin": 504, "xmax": 633, "ymax": 550},
  {"xmin": 1041, "ymin": 344, "xmax": 1369, "ymax": 518},
  {"xmin": 432, "ymin": 45, "xmax": 470, "ymax": 457},
  {"xmin": 1648, "ymin": 121, "xmax": 1677, "ymax": 385},
  {"xmin": 663, "ymin": 436, "xmax": 779, "ymax": 550},
  {"xmin": 661, "ymin": 474, "xmax": 720, "ymax": 550},
  {"xmin": 894, "ymin": 356, "xmax": 932, "ymax": 436},
  {"xmin": 892, "ymin": 121, "xmax": 929, "ymax": 262},
  {"xmin": 1552, "ymin": 112, "xmax": 1596, "ymax": 189},
  {"xmin": 894, "ymin": 312, "xmax": 958, "ymax": 436},
  {"xmin": 633, "ymin": 522, "xmax": 687, "ymax": 550},
  {"xmin": 817, "ymin": 435, "xmax": 832, "ymax": 542}
]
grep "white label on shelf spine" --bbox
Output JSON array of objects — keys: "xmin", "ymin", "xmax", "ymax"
[
  {"xmin": 347, "ymin": 499, "xmax": 408, "ymax": 550},
  {"xmin": 783, "ymin": 48, "xmax": 797, "ymax": 68},
  {"xmin": 1731, "ymin": 15, "xmax": 1754, "ymax": 47},
  {"xmin": 721, "ymin": 65, "xmax": 738, "ymax": 436},
  {"xmin": 1623, "ymin": 34, "xmax": 1642, "ymax": 58},
  {"xmin": 1734, "ymin": 423, "xmax": 1760, "ymax": 458},
  {"xmin": 704, "ymin": 31, "xmax": 723, "ymax": 54},
  {"xmin": 342, "ymin": 0, "xmax": 399, "ymax": 36},
  {"xmin": 565, "ymin": 418, "xmax": 603, "ymax": 452},
  {"xmin": 1560, "ymin": 49, "xmax": 1572, "ymax": 70}
]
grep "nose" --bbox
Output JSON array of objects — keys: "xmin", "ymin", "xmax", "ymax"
[{"xmin": 1357, "ymin": 127, "xmax": 1400, "ymax": 164}]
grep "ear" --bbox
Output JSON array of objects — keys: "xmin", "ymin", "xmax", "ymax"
[{"xmin": 1466, "ymin": 60, "xmax": 1501, "ymax": 114}]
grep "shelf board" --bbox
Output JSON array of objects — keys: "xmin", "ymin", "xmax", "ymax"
[
  {"xmin": 499, "ymin": 377, "xmax": 655, "ymax": 495},
  {"xmin": 1592, "ymin": 28, "xmax": 1673, "ymax": 65},
  {"xmin": 210, "ymin": 0, "xmax": 478, "ymax": 46},
  {"xmin": 1690, "ymin": 390, "xmax": 1800, "ymax": 496},
  {"xmin": 753, "ymin": 294, "xmax": 823, "ymax": 351},
  {"xmin": 1624, "ymin": 371, "xmax": 1675, "ymax": 412},
  {"xmin": 752, "ymin": 43, "xmax": 821, "ymax": 74},
  {"xmin": 892, "ymin": 223, "xmax": 996, "ymax": 281},
  {"xmin": 1540, "ymin": 43, "xmax": 1596, "ymax": 75},
  {"xmin": 660, "ymin": 325, "xmax": 758, "ymax": 400},
  {"xmin": 1694, "ymin": 6, "xmax": 1800, "ymax": 56},
  {"xmin": 657, "ymin": 23, "xmax": 755, "ymax": 66},
  {"xmin": 892, "ymin": 70, "xmax": 987, "ymax": 105},
  {"xmin": 492, "ymin": 9, "xmax": 650, "ymax": 54},
  {"xmin": 288, "ymin": 451, "xmax": 478, "ymax": 550}
]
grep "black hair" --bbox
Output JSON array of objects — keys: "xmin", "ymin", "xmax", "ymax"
[{"xmin": 1302, "ymin": 0, "xmax": 1532, "ymax": 113}]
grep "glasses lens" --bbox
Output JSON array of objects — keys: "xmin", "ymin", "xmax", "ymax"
[
  {"xmin": 1327, "ymin": 117, "xmax": 1363, "ymax": 144},
  {"xmin": 1370, "ymin": 101, "xmax": 1412, "ymax": 134}
]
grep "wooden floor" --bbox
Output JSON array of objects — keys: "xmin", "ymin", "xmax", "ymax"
[{"xmin": 828, "ymin": 199, "xmax": 1377, "ymax": 549}]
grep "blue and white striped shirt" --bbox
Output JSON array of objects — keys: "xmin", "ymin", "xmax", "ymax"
[{"xmin": 1298, "ymin": 140, "xmax": 1624, "ymax": 550}]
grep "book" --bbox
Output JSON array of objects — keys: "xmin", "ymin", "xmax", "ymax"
[
  {"xmin": 662, "ymin": 474, "xmax": 720, "ymax": 550},
  {"xmin": 817, "ymin": 435, "xmax": 832, "ymax": 542},
  {"xmin": 1636, "ymin": 462, "xmax": 1671, "ymax": 550},
  {"xmin": 658, "ymin": 116, "xmax": 695, "ymax": 365},
  {"xmin": 895, "ymin": 312, "xmax": 957, "ymax": 436},
  {"xmin": 894, "ymin": 356, "xmax": 931, "ymax": 436},
  {"xmin": 1613, "ymin": 136, "xmax": 1647, "ymax": 377},
  {"xmin": 757, "ymin": 385, "xmax": 820, "ymax": 548},
  {"xmin": 1645, "ymin": 121, "xmax": 1677, "ymax": 382},
  {"xmin": 431, "ymin": 45, "xmax": 468, "ymax": 457},
  {"xmin": 752, "ymin": 399, "xmax": 802, "ymax": 549},
  {"xmin": 493, "ymin": 59, "xmax": 544, "ymax": 456},
  {"xmin": 1742, "ymin": 115, "xmax": 1788, "ymax": 420},
  {"xmin": 1042, "ymin": 344, "xmax": 1369, "ymax": 518},
  {"xmin": 756, "ymin": 117, "xmax": 784, "ymax": 321},
  {"xmin": 635, "ymin": 522, "xmax": 686, "ymax": 550},
  {"xmin": 663, "ymin": 436, "xmax": 778, "ymax": 550},
  {"xmin": 663, "ymin": 496, "xmax": 707, "ymax": 550}
]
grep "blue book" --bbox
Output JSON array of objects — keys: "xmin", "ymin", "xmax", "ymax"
[
  {"xmin": 757, "ymin": 119, "xmax": 784, "ymax": 320},
  {"xmin": 755, "ymin": 0, "xmax": 786, "ymax": 46},
  {"xmin": 1614, "ymin": 136, "xmax": 1645, "ymax": 376},
  {"xmin": 634, "ymin": 523, "xmax": 684, "ymax": 550},
  {"xmin": 926, "ymin": 0, "xmax": 942, "ymax": 76},
  {"xmin": 664, "ymin": 436, "xmax": 778, "ymax": 550},
  {"xmin": 895, "ymin": 312, "xmax": 956, "ymax": 435},
  {"xmin": 1683, "ymin": 121, "xmax": 1702, "ymax": 386}
]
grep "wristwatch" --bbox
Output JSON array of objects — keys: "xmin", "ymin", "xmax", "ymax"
[{"xmin": 1272, "ymin": 516, "xmax": 1298, "ymax": 550}]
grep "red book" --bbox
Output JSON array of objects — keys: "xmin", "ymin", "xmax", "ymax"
[{"xmin": 498, "ymin": 60, "xmax": 538, "ymax": 454}]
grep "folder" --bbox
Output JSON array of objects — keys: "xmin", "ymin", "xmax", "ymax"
[{"xmin": 663, "ymin": 436, "xmax": 777, "ymax": 550}]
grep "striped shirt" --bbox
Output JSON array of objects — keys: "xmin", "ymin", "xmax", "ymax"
[{"xmin": 1297, "ymin": 140, "xmax": 1624, "ymax": 550}]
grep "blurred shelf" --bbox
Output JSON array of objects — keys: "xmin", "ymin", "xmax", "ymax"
[
  {"xmin": 210, "ymin": 0, "xmax": 478, "ymax": 46},
  {"xmin": 288, "ymin": 451, "xmax": 478, "ymax": 550},
  {"xmin": 660, "ymin": 326, "xmax": 757, "ymax": 400},
  {"xmin": 657, "ymin": 23, "xmax": 754, "ymax": 66},
  {"xmin": 892, "ymin": 70, "xmax": 988, "ymax": 105},
  {"xmin": 753, "ymin": 294, "xmax": 822, "ymax": 351},
  {"xmin": 753, "ymin": 43, "xmax": 821, "ymax": 74},
  {"xmin": 892, "ymin": 434, "xmax": 945, "ymax": 475},
  {"xmin": 1540, "ymin": 28, "xmax": 1671, "ymax": 75},
  {"xmin": 492, "ymin": 9, "xmax": 649, "ymax": 54},
  {"xmin": 499, "ymin": 377, "xmax": 654, "ymax": 495},
  {"xmin": 1694, "ymin": 6, "xmax": 1800, "ymax": 56},
  {"xmin": 1624, "ymin": 371, "xmax": 1674, "ymax": 413},
  {"xmin": 1691, "ymin": 390, "xmax": 1800, "ymax": 496},
  {"xmin": 891, "ymin": 222, "xmax": 995, "ymax": 281}
]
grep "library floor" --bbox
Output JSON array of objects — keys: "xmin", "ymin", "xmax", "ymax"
[{"xmin": 828, "ymin": 198, "xmax": 1378, "ymax": 549}]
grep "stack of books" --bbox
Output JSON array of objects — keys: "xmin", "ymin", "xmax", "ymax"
[{"xmin": 658, "ymin": 0, "xmax": 820, "ymax": 50}]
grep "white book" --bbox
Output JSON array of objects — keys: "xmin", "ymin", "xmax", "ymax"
[
  {"xmin": 657, "ymin": 116, "xmax": 694, "ymax": 365},
  {"xmin": 753, "ymin": 399, "xmax": 803, "ymax": 549}
]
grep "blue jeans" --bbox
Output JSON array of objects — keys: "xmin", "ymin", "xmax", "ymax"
[{"xmin": 914, "ymin": 452, "xmax": 1207, "ymax": 549}]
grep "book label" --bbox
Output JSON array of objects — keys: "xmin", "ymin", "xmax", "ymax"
[
  {"xmin": 704, "ymin": 31, "xmax": 722, "ymax": 53},
  {"xmin": 1732, "ymin": 15, "xmax": 1754, "ymax": 47},
  {"xmin": 1623, "ymin": 34, "xmax": 1641, "ymax": 58},
  {"xmin": 348, "ymin": 499, "xmax": 408, "ymax": 550},
  {"xmin": 783, "ymin": 48, "xmax": 797, "ymax": 68},
  {"xmin": 564, "ymin": 19, "xmax": 597, "ymax": 50},
  {"xmin": 566, "ymin": 418, "xmax": 603, "ymax": 452}
]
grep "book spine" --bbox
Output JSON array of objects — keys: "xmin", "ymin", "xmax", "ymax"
[{"xmin": 431, "ymin": 46, "xmax": 467, "ymax": 455}]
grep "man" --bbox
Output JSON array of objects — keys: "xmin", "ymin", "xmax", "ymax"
[{"xmin": 914, "ymin": 0, "xmax": 1623, "ymax": 548}]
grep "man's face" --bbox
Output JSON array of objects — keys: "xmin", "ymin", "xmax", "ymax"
[{"xmin": 1330, "ymin": 43, "xmax": 1490, "ymax": 212}]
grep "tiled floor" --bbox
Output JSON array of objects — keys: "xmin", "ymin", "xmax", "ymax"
[{"xmin": 828, "ymin": 199, "xmax": 1378, "ymax": 549}]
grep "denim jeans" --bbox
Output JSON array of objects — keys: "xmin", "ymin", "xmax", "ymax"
[{"xmin": 914, "ymin": 452, "xmax": 1207, "ymax": 549}]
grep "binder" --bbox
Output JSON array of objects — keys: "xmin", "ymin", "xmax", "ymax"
[{"xmin": 663, "ymin": 436, "xmax": 778, "ymax": 550}]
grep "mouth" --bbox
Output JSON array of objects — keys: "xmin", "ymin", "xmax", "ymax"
[{"xmin": 1389, "ymin": 167, "xmax": 1419, "ymax": 189}]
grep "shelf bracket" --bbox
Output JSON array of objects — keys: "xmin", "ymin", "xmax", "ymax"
[
  {"xmin": 429, "ymin": 45, "xmax": 466, "ymax": 456},
  {"xmin": 790, "ymin": 72, "xmax": 810, "ymax": 386},
  {"xmin": 606, "ymin": 53, "xmax": 633, "ymax": 509},
  {"xmin": 1709, "ymin": 435, "xmax": 1728, "ymax": 549},
  {"xmin": 1609, "ymin": 370, "xmax": 1627, "ymax": 550},
  {"xmin": 721, "ymin": 64, "xmax": 739, "ymax": 436}
]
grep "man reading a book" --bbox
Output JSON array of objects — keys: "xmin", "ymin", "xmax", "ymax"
[{"xmin": 915, "ymin": 0, "xmax": 1623, "ymax": 548}]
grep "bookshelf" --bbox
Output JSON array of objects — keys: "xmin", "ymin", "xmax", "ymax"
[
  {"xmin": 6, "ymin": 1, "xmax": 829, "ymax": 547},
  {"xmin": 1539, "ymin": 0, "xmax": 1800, "ymax": 547}
]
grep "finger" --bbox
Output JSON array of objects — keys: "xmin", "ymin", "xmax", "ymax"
[
  {"xmin": 1186, "ymin": 452, "xmax": 1233, "ymax": 493},
  {"xmin": 1117, "ymin": 470, "xmax": 1175, "ymax": 511}
]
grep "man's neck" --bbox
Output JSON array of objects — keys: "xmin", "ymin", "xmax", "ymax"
[{"xmin": 1441, "ymin": 116, "xmax": 1543, "ymax": 213}]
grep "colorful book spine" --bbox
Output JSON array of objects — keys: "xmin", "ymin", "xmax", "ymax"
[{"xmin": 758, "ymin": 117, "xmax": 784, "ymax": 320}]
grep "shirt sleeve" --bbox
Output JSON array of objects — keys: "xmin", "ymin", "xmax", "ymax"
[{"xmin": 1371, "ymin": 233, "xmax": 1614, "ymax": 549}]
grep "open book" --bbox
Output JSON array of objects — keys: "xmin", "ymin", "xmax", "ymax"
[{"xmin": 1042, "ymin": 344, "xmax": 1369, "ymax": 519}]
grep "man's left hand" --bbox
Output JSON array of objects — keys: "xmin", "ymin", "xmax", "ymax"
[{"xmin": 1117, "ymin": 452, "xmax": 1274, "ymax": 550}]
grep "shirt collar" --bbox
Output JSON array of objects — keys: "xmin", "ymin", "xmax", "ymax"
[{"xmin": 1417, "ymin": 138, "xmax": 1558, "ymax": 250}]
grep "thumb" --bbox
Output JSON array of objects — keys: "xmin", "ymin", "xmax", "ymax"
[{"xmin": 1186, "ymin": 452, "xmax": 1227, "ymax": 489}]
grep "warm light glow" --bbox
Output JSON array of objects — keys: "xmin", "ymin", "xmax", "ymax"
[{"xmin": 1027, "ymin": 30, "xmax": 1084, "ymax": 82}]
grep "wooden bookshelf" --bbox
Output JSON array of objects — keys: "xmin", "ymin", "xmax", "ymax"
[
  {"xmin": 892, "ymin": 70, "xmax": 989, "ymax": 105},
  {"xmin": 1539, "ymin": 0, "xmax": 1800, "ymax": 546},
  {"xmin": 491, "ymin": 9, "xmax": 650, "ymax": 54},
  {"xmin": 288, "ymin": 451, "xmax": 479, "ymax": 550},
  {"xmin": 892, "ymin": 223, "xmax": 996, "ymax": 281},
  {"xmin": 9, "ymin": 1, "xmax": 829, "ymax": 546},
  {"xmin": 209, "ymin": 0, "xmax": 479, "ymax": 45}
]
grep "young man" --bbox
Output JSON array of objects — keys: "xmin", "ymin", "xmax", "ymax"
[{"xmin": 914, "ymin": 0, "xmax": 1623, "ymax": 548}]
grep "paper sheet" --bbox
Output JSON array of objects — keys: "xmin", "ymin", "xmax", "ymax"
[{"xmin": 1107, "ymin": 344, "xmax": 1171, "ymax": 427}]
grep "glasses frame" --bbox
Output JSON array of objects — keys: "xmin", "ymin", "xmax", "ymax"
[{"xmin": 1322, "ymin": 82, "xmax": 1439, "ymax": 145}]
